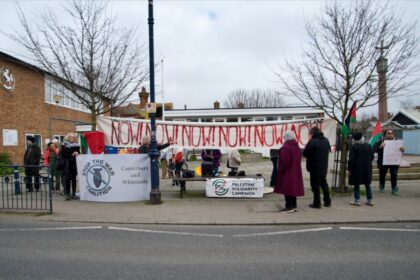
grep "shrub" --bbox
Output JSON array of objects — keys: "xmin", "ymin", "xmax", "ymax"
[{"xmin": 0, "ymin": 152, "xmax": 13, "ymax": 176}]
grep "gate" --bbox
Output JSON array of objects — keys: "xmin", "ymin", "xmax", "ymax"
[{"xmin": 0, "ymin": 165, "xmax": 53, "ymax": 214}]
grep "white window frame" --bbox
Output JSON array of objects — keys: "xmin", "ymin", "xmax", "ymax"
[{"xmin": 25, "ymin": 133, "xmax": 43, "ymax": 152}]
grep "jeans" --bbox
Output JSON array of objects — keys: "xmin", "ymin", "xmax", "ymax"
[{"xmin": 354, "ymin": 184, "xmax": 372, "ymax": 201}]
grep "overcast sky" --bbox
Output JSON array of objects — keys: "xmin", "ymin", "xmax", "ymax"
[{"xmin": 1, "ymin": 0, "xmax": 419, "ymax": 115}]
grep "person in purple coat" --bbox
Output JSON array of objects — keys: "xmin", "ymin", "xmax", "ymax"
[
  {"xmin": 274, "ymin": 131, "xmax": 305, "ymax": 213},
  {"xmin": 201, "ymin": 149, "xmax": 222, "ymax": 176}
]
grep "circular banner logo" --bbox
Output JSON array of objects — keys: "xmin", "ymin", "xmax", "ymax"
[
  {"xmin": 82, "ymin": 160, "xmax": 114, "ymax": 196},
  {"xmin": 213, "ymin": 179, "xmax": 228, "ymax": 196}
]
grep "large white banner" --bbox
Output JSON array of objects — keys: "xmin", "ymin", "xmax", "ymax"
[
  {"xmin": 97, "ymin": 116, "xmax": 337, "ymax": 149},
  {"xmin": 205, "ymin": 178, "xmax": 264, "ymax": 198},
  {"xmin": 76, "ymin": 154, "xmax": 151, "ymax": 202}
]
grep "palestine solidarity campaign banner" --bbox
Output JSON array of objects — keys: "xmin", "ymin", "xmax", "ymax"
[{"xmin": 97, "ymin": 116, "xmax": 337, "ymax": 149}]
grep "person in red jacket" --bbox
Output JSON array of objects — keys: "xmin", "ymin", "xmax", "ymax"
[
  {"xmin": 274, "ymin": 131, "xmax": 305, "ymax": 213},
  {"xmin": 44, "ymin": 142, "xmax": 60, "ymax": 193}
]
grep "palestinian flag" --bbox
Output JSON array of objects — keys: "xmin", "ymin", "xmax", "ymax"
[
  {"xmin": 369, "ymin": 121, "xmax": 382, "ymax": 147},
  {"xmin": 342, "ymin": 101, "xmax": 357, "ymax": 137},
  {"xmin": 80, "ymin": 134, "xmax": 90, "ymax": 154}
]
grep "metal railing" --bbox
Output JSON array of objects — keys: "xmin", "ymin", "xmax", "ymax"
[{"xmin": 0, "ymin": 165, "xmax": 53, "ymax": 214}]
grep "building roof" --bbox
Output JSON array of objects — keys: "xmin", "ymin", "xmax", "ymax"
[
  {"xmin": 366, "ymin": 120, "xmax": 404, "ymax": 131},
  {"xmin": 164, "ymin": 106, "xmax": 324, "ymax": 118},
  {"xmin": 0, "ymin": 50, "xmax": 110, "ymax": 101},
  {"xmin": 391, "ymin": 109, "xmax": 420, "ymax": 125},
  {"xmin": 0, "ymin": 51, "xmax": 47, "ymax": 75}
]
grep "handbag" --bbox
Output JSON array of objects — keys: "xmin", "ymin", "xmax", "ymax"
[{"xmin": 182, "ymin": 169, "xmax": 195, "ymax": 178}]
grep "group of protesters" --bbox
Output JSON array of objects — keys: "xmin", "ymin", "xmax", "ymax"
[
  {"xmin": 270, "ymin": 127, "xmax": 404, "ymax": 213},
  {"xmin": 23, "ymin": 125, "xmax": 404, "ymax": 206},
  {"xmin": 23, "ymin": 133, "xmax": 80, "ymax": 201}
]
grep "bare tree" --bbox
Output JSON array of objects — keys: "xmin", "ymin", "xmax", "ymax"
[
  {"xmin": 276, "ymin": 0, "xmax": 418, "ymax": 191},
  {"xmin": 223, "ymin": 88, "xmax": 286, "ymax": 108},
  {"xmin": 10, "ymin": 0, "xmax": 147, "ymax": 130},
  {"xmin": 358, "ymin": 112, "xmax": 377, "ymax": 132}
]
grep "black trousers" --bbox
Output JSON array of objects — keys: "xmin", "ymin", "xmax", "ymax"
[
  {"xmin": 285, "ymin": 195, "xmax": 297, "ymax": 209},
  {"xmin": 310, "ymin": 174, "xmax": 331, "ymax": 207},
  {"xmin": 64, "ymin": 162, "xmax": 77, "ymax": 196},
  {"xmin": 270, "ymin": 157, "xmax": 278, "ymax": 187},
  {"xmin": 379, "ymin": 165, "xmax": 399, "ymax": 189},
  {"xmin": 24, "ymin": 168, "xmax": 40, "ymax": 191}
]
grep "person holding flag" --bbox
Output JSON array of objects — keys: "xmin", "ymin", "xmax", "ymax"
[{"xmin": 369, "ymin": 121, "xmax": 382, "ymax": 147}]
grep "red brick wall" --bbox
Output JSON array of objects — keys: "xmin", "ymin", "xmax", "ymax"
[{"xmin": 0, "ymin": 57, "xmax": 91, "ymax": 164}]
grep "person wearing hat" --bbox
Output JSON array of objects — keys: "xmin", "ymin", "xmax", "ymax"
[
  {"xmin": 23, "ymin": 135, "xmax": 41, "ymax": 192},
  {"xmin": 303, "ymin": 126, "xmax": 332, "ymax": 209},
  {"xmin": 347, "ymin": 132, "xmax": 375, "ymax": 206}
]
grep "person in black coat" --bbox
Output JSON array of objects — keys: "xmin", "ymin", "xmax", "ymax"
[
  {"xmin": 60, "ymin": 133, "xmax": 80, "ymax": 200},
  {"xmin": 23, "ymin": 136, "xmax": 41, "ymax": 192},
  {"xmin": 348, "ymin": 132, "xmax": 374, "ymax": 206},
  {"xmin": 303, "ymin": 126, "xmax": 331, "ymax": 209}
]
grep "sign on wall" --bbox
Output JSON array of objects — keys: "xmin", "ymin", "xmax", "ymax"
[
  {"xmin": 2, "ymin": 129, "xmax": 18, "ymax": 146},
  {"xmin": 97, "ymin": 116, "xmax": 337, "ymax": 149},
  {"xmin": 0, "ymin": 68, "xmax": 16, "ymax": 91},
  {"xmin": 205, "ymin": 178, "xmax": 264, "ymax": 198},
  {"xmin": 76, "ymin": 154, "xmax": 151, "ymax": 202}
]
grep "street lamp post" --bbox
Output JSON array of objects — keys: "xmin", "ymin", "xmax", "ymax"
[
  {"xmin": 148, "ymin": 0, "xmax": 161, "ymax": 204},
  {"xmin": 376, "ymin": 40, "xmax": 390, "ymax": 122}
]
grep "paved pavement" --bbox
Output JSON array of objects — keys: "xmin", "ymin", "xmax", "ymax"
[{"xmin": 1, "ymin": 157, "xmax": 419, "ymax": 225}]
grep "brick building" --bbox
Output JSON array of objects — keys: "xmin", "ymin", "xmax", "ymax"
[{"xmin": 0, "ymin": 51, "xmax": 94, "ymax": 164}]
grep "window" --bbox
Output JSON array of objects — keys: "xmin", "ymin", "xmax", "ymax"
[
  {"xmin": 53, "ymin": 135, "xmax": 65, "ymax": 143},
  {"xmin": 44, "ymin": 75, "xmax": 90, "ymax": 113},
  {"xmin": 226, "ymin": 117, "xmax": 238, "ymax": 122},
  {"xmin": 25, "ymin": 133, "xmax": 43, "ymax": 152},
  {"xmin": 214, "ymin": 118, "xmax": 225, "ymax": 123},
  {"xmin": 201, "ymin": 118, "xmax": 213, "ymax": 123},
  {"xmin": 241, "ymin": 117, "xmax": 252, "ymax": 122},
  {"xmin": 254, "ymin": 117, "xmax": 265, "ymax": 122},
  {"xmin": 266, "ymin": 116, "xmax": 278, "ymax": 121},
  {"xmin": 281, "ymin": 116, "xmax": 293, "ymax": 120}
]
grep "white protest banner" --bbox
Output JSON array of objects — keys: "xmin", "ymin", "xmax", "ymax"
[
  {"xmin": 76, "ymin": 154, "xmax": 151, "ymax": 202},
  {"xmin": 97, "ymin": 116, "xmax": 337, "ymax": 149},
  {"xmin": 205, "ymin": 178, "xmax": 264, "ymax": 198},
  {"xmin": 383, "ymin": 140, "xmax": 404, "ymax": 166}
]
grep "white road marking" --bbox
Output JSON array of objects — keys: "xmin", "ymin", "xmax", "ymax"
[
  {"xmin": 339, "ymin": 226, "xmax": 420, "ymax": 232},
  {"xmin": 0, "ymin": 226, "xmax": 103, "ymax": 232},
  {"xmin": 108, "ymin": 226, "xmax": 224, "ymax": 237},
  {"xmin": 233, "ymin": 227, "xmax": 333, "ymax": 237}
]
